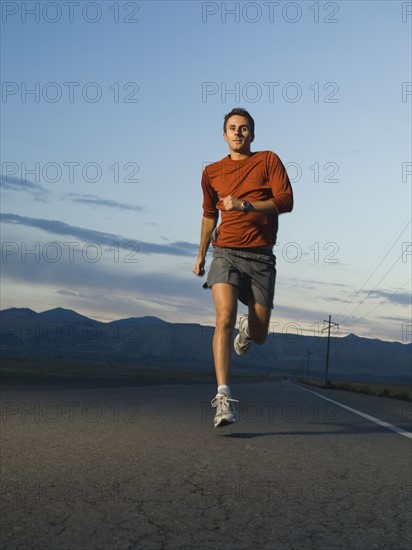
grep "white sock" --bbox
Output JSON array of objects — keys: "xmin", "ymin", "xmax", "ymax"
[{"xmin": 218, "ymin": 385, "xmax": 231, "ymax": 397}]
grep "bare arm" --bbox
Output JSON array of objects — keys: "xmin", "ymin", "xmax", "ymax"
[{"xmin": 193, "ymin": 216, "xmax": 217, "ymax": 276}]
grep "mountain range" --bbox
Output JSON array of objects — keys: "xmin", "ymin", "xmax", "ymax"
[{"xmin": 1, "ymin": 307, "xmax": 411, "ymax": 384}]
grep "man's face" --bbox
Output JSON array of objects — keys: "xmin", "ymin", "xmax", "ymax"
[{"xmin": 223, "ymin": 115, "xmax": 254, "ymax": 154}]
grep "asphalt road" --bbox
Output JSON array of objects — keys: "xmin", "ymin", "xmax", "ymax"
[{"xmin": 1, "ymin": 379, "xmax": 411, "ymax": 549}]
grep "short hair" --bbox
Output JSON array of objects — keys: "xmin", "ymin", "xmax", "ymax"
[{"xmin": 223, "ymin": 108, "xmax": 255, "ymax": 137}]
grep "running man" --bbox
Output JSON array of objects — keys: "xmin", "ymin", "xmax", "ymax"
[{"xmin": 193, "ymin": 108, "xmax": 294, "ymax": 427}]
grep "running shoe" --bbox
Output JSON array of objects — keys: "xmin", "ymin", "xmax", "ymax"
[
  {"xmin": 234, "ymin": 315, "xmax": 252, "ymax": 356},
  {"xmin": 211, "ymin": 393, "xmax": 238, "ymax": 427}
]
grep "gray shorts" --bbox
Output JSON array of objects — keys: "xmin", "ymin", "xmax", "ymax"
[{"xmin": 203, "ymin": 246, "xmax": 277, "ymax": 309}]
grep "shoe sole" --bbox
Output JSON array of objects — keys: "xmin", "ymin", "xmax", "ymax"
[{"xmin": 214, "ymin": 417, "xmax": 236, "ymax": 428}]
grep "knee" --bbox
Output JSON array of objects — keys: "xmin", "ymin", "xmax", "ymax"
[{"xmin": 215, "ymin": 310, "xmax": 236, "ymax": 332}]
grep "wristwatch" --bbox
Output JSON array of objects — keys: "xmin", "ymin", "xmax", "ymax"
[{"xmin": 241, "ymin": 200, "xmax": 253, "ymax": 212}]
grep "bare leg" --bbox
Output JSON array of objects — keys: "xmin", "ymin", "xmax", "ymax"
[
  {"xmin": 211, "ymin": 283, "xmax": 238, "ymax": 386},
  {"xmin": 247, "ymin": 299, "xmax": 272, "ymax": 345}
]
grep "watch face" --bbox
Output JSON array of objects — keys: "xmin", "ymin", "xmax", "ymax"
[{"xmin": 243, "ymin": 201, "xmax": 251, "ymax": 212}]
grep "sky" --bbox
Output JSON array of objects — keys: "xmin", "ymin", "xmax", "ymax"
[{"xmin": 1, "ymin": 0, "xmax": 411, "ymax": 343}]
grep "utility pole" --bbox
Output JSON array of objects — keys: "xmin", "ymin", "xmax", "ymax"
[
  {"xmin": 322, "ymin": 315, "xmax": 339, "ymax": 387},
  {"xmin": 306, "ymin": 350, "xmax": 313, "ymax": 381}
]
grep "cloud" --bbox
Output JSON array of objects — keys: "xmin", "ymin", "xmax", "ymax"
[
  {"xmin": 0, "ymin": 175, "xmax": 48, "ymax": 202},
  {"xmin": 54, "ymin": 287, "xmax": 215, "ymax": 323},
  {"xmin": 2, "ymin": 215, "xmax": 406, "ymax": 339},
  {"xmin": 0, "ymin": 237, "xmax": 205, "ymax": 305},
  {"xmin": 0, "ymin": 213, "xmax": 198, "ymax": 256},
  {"xmin": 56, "ymin": 289, "xmax": 89, "ymax": 298},
  {"xmin": 0, "ymin": 212, "xmax": 209, "ymax": 323},
  {"xmin": 63, "ymin": 193, "xmax": 145, "ymax": 212},
  {"xmin": 289, "ymin": 278, "xmax": 352, "ymax": 289},
  {"xmin": 362, "ymin": 289, "xmax": 411, "ymax": 307},
  {"xmin": 379, "ymin": 315, "xmax": 412, "ymax": 323},
  {"xmin": 1, "ymin": 247, "xmax": 214, "ymax": 322},
  {"xmin": 320, "ymin": 296, "xmax": 352, "ymax": 303},
  {"xmin": 2, "ymin": 245, "xmax": 406, "ymax": 340}
]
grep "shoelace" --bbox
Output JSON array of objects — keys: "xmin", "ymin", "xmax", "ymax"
[{"xmin": 211, "ymin": 395, "xmax": 239, "ymax": 408}]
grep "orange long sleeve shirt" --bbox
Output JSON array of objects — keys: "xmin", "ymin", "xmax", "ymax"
[{"xmin": 201, "ymin": 150, "xmax": 293, "ymax": 248}]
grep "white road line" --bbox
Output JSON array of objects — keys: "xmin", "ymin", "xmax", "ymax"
[{"xmin": 296, "ymin": 385, "xmax": 412, "ymax": 440}]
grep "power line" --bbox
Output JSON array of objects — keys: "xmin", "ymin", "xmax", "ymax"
[
  {"xmin": 339, "ymin": 249, "xmax": 408, "ymax": 326},
  {"xmin": 335, "ymin": 214, "xmax": 411, "ymax": 322},
  {"xmin": 348, "ymin": 278, "xmax": 412, "ymax": 327}
]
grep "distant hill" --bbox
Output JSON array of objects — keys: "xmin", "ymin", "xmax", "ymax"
[
  {"xmin": 1, "ymin": 307, "xmax": 411, "ymax": 383},
  {"xmin": 37, "ymin": 307, "xmax": 93, "ymax": 324},
  {"xmin": 106, "ymin": 316, "xmax": 168, "ymax": 328}
]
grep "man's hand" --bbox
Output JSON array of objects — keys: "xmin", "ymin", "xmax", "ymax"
[
  {"xmin": 193, "ymin": 217, "xmax": 217, "ymax": 277},
  {"xmin": 193, "ymin": 257, "xmax": 206, "ymax": 277},
  {"xmin": 221, "ymin": 195, "xmax": 242, "ymax": 211}
]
